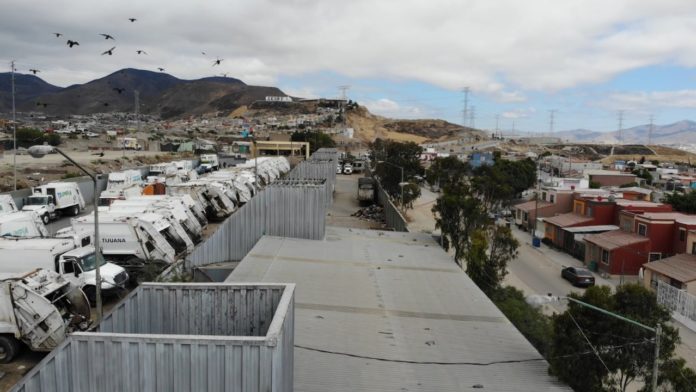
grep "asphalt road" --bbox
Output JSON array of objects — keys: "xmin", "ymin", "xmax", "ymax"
[{"xmin": 44, "ymin": 204, "xmax": 95, "ymax": 235}]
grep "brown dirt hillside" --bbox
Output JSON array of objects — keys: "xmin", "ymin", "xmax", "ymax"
[{"xmin": 347, "ymin": 106, "xmax": 487, "ymax": 144}]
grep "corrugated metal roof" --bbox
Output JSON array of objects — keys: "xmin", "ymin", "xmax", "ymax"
[
  {"xmin": 514, "ymin": 200, "xmax": 553, "ymax": 212},
  {"xmin": 227, "ymin": 227, "xmax": 570, "ymax": 391},
  {"xmin": 584, "ymin": 230, "xmax": 648, "ymax": 250},
  {"xmin": 545, "ymin": 213, "xmax": 593, "ymax": 227},
  {"xmin": 564, "ymin": 225, "xmax": 619, "ymax": 233},
  {"xmin": 644, "ymin": 253, "xmax": 696, "ymax": 282}
]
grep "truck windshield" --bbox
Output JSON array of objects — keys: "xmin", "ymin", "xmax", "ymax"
[
  {"xmin": 25, "ymin": 196, "xmax": 50, "ymax": 205},
  {"xmin": 78, "ymin": 253, "xmax": 98, "ymax": 272}
]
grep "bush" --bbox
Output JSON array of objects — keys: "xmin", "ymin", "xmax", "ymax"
[
  {"xmin": 61, "ymin": 172, "xmax": 81, "ymax": 179},
  {"xmin": 491, "ymin": 286, "xmax": 552, "ymax": 356}
]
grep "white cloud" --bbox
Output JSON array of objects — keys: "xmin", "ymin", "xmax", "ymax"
[
  {"xmin": 603, "ymin": 90, "xmax": 696, "ymax": 111},
  {"xmin": 363, "ymin": 98, "xmax": 424, "ymax": 118},
  {"xmin": 502, "ymin": 108, "xmax": 537, "ymax": 119},
  {"xmin": 2, "ymin": 0, "xmax": 696, "ymax": 97}
]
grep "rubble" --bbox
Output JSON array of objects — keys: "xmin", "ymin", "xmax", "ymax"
[{"xmin": 351, "ymin": 204, "xmax": 385, "ymax": 223}]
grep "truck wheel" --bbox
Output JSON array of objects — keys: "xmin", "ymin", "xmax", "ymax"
[
  {"xmin": 82, "ymin": 286, "xmax": 96, "ymax": 305},
  {"xmin": 71, "ymin": 205, "xmax": 81, "ymax": 216},
  {"xmin": 0, "ymin": 336, "xmax": 18, "ymax": 363},
  {"xmin": 41, "ymin": 214, "xmax": 50, "ymax": 224}
]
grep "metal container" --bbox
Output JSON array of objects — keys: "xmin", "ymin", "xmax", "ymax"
[{"xmin": 11, "ymin": 283, "xmax": 295, "ymax": 392}]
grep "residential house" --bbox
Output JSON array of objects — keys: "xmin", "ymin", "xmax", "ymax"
[
  {"xmin": 469, "ymin": 152, "xmax": 494, "ymax": 168},
  {"xmin": 643, "ymin": 253, "xmax": 696, "ymax": 295},
  {"xmin": 585, "ymin": 170, "xmax": 637, "ymax": 187},
  {"xmin": 585, "ymin": 230, "xmax": 650, "ymax": 275},
  {"xmin": 512, "ymin": 187, "xmax": 574, "ymax": 231}
]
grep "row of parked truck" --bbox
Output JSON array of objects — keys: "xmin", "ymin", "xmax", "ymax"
[{"xmin": 0, "ymin": 155, "xmax": 291, "ymax": 362}]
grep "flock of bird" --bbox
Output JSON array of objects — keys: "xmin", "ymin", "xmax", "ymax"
[{"xmin": 14, "ymin": 17, "xmax": 232, "ymax": 110}]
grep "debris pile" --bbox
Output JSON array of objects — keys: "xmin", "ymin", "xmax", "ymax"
[{"xmin": 352, "ymin": 204, "xmax": 385, "ymax": 223}]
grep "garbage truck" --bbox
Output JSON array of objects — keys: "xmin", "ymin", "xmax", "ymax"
[
  {"xmin": 0, "ymin": 211, "xmax": 49, "ymax": 238},
  {"xmin": 0, "ymin": 238, "xmax": 129, "ymax": 300},
  {"xmin": 0, "ymin": 195, "xmax": 18, "ymax": 215},
  {"xmin": 0, "ymin": 268, "xmax": 91, "ymax": 362},
  {"xmin": 22, "ymin": 182, "xmax": 85, "ymax": 224}
]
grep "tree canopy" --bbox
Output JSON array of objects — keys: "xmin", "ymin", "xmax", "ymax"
[
  {"xmin": 663, "ymin": 192, "xmax": 696, "ymax": 214},
  {"xmin": 549, "ymin": 284, "xmax": 678, "ymax": 392},
  {"xmin": 290, "ymin": 130, "xmax": 336, "ymax": 154},
  {"xmin": 369, "ymin": 138, "xmax": 423, "ymax": 208},
  {"xmin": 16, "ymin": 128, "xmax": 61, "ymax": 148},
  {"xmin": 425, "ymin": 156, "xmax": 470, "ymax": 189}
]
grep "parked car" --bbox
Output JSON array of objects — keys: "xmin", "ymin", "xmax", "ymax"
[
  {"xmin": 336, "ymin": 164, "xmax": 343, "ymax": 174},
  {"xmin": 343, "ymin": 163, "xmax": 353, "ymax": 175},
  {"xmin": 561, "ymin": 267, "xmax": 595, "ymax": 287}
]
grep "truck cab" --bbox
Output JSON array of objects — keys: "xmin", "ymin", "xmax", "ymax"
[
  {"xmin": 23, "ymin": 182, "xmax": 85, "ymax": 223},
  {"xmin": 21, "ymin": 195, "xmax": 56, "ymax": 224},
  {"xmin": 58, "ymin": 246, "xmax": 129, "ymax": 298},
  {"xmin": 199, "ymin": 154, "xmax": 220, "ymax": 172}
]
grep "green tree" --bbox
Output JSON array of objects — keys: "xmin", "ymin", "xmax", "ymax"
[
  {"xmin": 549, "ymin": 284, "xmax": 679, "ymax": 392},
  {"xmin": 369, "ymin": 139, "xmax": 423, "ymax": 208},
  {"xmin": 470, "ymin": 159, "xmax": 536, "ymax": 211},
  {"xmin": 663, "ymin": 192, "xmax": 696, "ymax": 214},
  {"xmin": 490, "ymin": 286, "xmax": 553, "ymax": 356},
  {"xmin": 632, "ymin": 168, "xmax": 653, "ymax": 185},
  {"xmin": 465, "ymin": 225, "xmax": 519, "ymax": 295},
  {"xmin": 290, "ymin": 130, "xmax": 336, "ymax": 154},
  {"xmin": 432, "ymin": 181, "xmax": 489, "ymax": 264},
  {"xmin": 425, "ymin": 156, "xmax": 470, "ymax": 189},
  {"xmin": 640, "ymin": 357, "xmax": 696, "ymax": 392}
]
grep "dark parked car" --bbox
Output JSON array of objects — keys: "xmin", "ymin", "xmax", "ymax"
[{"xmin": 561, "ymin": 267, "xmax": 595, "ymax": 287}]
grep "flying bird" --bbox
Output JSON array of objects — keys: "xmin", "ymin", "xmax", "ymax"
[
  {"xmin": 136, "ymin": 50, "xmax": 147, "ymax": 55},
  {"xmin": 212, "ymin": 58, "xmax": 223, "ymax": 66},
  {"xmin": 157, "ymin": 67, "xmax": 165, "ymax": 72},
  {"xmin": 128, "ymin": 18, "xmax": 137, "ymax": 22},
  {"xmin": 201, "ymin": 51, "xmax": 207, "ymax": 56},
  {"xmin": 113, "ymin": 87, "xmax": 125, "ymax": 94},
  {"xmin": 100, "ymin": 33, "xmax": 115, "ymax": 40},
  {"xmin": 66, "ymin": 40, "xmax": 79, "ymax": 48},
  {"xmin": 101, "ymin": 47, "xmax": 116, "ymax": 55},
  {"xmin": 53, "ymin": 33, "xmax": 63, "ymax": 38},
  {"xmin": 28, "ymin": 69, "xmax": 40, "ymax": 75}
]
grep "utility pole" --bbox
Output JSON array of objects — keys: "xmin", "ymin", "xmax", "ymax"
[
  {"xmin": 462, "ymin": 87, "xmax": 470, "ymax": 127},
  {"xmin": 648, "ymin": 114, "xmax": 654, "ymax": 146},
  {"xmin": 549, "ymin": 109, "xmax": 557, "ymax": 136},
  {"xmin": 11, "ymin": 60, "xmax": 17, "ymax": 191},
  {"xmin": 338, "ymin": 85, "xmax": 350, "ymax": 131},
  {"xmin": 617, "ymin": 110, "xmax": 625, "ymax": 144}
]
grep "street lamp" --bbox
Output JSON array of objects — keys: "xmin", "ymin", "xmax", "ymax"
[
  {"xmin": 376, "ymin": 160, "xmax": 406, "ymax": 213},
  {"xmin": 528, "ymin": 293, "xmax": 662, "ymax": 391},
  {"xmin": 28, "ymin": 145, "xmax": 103, "ymax": 323}
]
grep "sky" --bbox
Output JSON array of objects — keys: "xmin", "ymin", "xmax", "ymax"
[{"xmin": 2, "ymin": 0, "xmax": 696, "ymax": 134}]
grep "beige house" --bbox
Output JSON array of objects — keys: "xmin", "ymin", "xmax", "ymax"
[{"xmin": 643, "ymin": 253, "xmax": 696, "ymax": 296}]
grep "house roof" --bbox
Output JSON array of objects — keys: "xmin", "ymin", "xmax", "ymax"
[
  {"xmin": 644, "ymin": 253, "xmax": 696, "ymax": 283},
  {"xmin": 619, "ymin": 187, "xmax": 653, "ymax": 195},
  {"xmin": 585, "ymin": 170, "xmax": 636, "ymax": 177},
  {"xmin": 584, "ymin": 230, "xmax": 649, "ymax": 250},
  {"xmin": 637, "ymin": 212, "xmax": 696, "ymax": 223},
  {"xmin": 227, "ymin": 228, "xmax": 570, "ymax": 391},
  {"xmin": 615, "ymin": 199, "xmax": 665, "ymax": 208},
  {"xmin": 544, "ymin": 213, "xmax": 593, "ymax": 228},
  {"xmin": 564, "ymin": 225, "xmax": 619, "ymax": 233},
  {"xmin": 514, "ymin": 200, "xmax": 553, "ymax": 212}
]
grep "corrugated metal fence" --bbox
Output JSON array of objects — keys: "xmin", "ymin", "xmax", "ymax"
[
  {"xmin": 12, "ymin": 283, "xmax": 295, "ymax": 392},
  {"xmin": 364, "ymin": 165, "xmax": 409, "ymax": 232},
  {"xmin": 657, "ymin": 280, "xmax": 696, "ymax": 332},
  {"xmin": 185, "ymin": 149, "xmax": 337, "ymax": 269}
]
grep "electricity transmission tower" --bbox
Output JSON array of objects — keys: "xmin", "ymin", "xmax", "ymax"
[
  {"xmin": 617, "ymin": 110, "xmax": 625, "ymax": 144},
  {"xmin": 648, "ymin": 115, "xmax": 654, "ymax": 145},
  {"xmin": 549, "ymin": 109, "xmax": 557, "ymax": 135},
  {"xmin": 462, "ymin": 87, "xmax": 470, "ymax": 127}
]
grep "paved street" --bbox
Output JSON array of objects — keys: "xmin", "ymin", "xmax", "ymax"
[{"xmin": 405, "ymin": 187, "xmax": 696, "ymax": 369}]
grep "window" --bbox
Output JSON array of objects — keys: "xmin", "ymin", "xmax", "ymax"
[
  {"xmin": 542, "ymin": 192, "xmax": 547, "ymax": 201},
  {"xmin": 550, "ymin": 195, "xmax": 555, "ymax": 203},
  {"xmin": 601, "ymin": 249, "xmax": 609, "ymax": 264},
  {"xmin": 649, "ymin": 253, "xmax": 662, "ymax": 262},
  {"xmin": 680, "ymin": 228, "xmax": 686, "ymax": 242},
  {"xmin": 523, "ymin": 212, "xmax": 528, "ymax": 221},
  {"xmin": 692, "ymin": 242, "xmax": 696, "ymax": 255},
  {"xmin": 638, "ymin": 223, "xmax": 647, "ymax": 236},
  {"xmin": 586, "ymin": 207, "xmax": 593, "ymax": 217}
]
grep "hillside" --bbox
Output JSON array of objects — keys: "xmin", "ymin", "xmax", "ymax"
[
  {"xmin": 556, "ymin": 120, "xmax": 696, "ymax": 144},
  {"xmin": 0, "ymin": 73, "xmax": 61, "ymax": 112},
  {"xmin": 347, "ymin": 105, "xmax": 487, "ymax": 143},
  {"xmin": 0, "ymin": 68, "xmax": 286, "ymax": 119}
]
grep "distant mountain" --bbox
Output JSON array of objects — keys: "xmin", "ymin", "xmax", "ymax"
[
  {"xmin": 555, "ymin": 120, "xmax": 696, "ymax": 145},
  {"xmin": 0, "ymin": 73, "xmax": 61, "ymax": 112},
  {"xmin": 0, "ymin": 68, "xmax": 287, "ymax": 119}
]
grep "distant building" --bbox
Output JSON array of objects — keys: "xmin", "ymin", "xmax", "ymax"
[
  {"xmin": 585, "ymin": 170, "xmax": 637, "ymax": 187},
  {"xmin": 469, "ymin": 152, "xmax": 494, "ymax": 168}
]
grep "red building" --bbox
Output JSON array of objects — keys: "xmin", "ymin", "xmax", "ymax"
[{"xmin": 584, "ymin": 231, "xmax": 650, "ymax": 275}]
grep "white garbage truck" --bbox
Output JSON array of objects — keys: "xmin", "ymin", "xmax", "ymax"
[
  {"xmin": 22, "ymin": 182, "xmax": 86, "ymax": 224},
  {"xmin": 0, "ymin": 238, "xmax": 129, "ymax": 300},
  {"xmin": 110, "ymin": 196, "xmax": 204, "ymax": 243},
  {"xmin": 0, "ymin": 269, "xmax": 91, "ymax": 362},
  {"xmin": 0, "ymin": 211, "xmax": 49, "ymax": 238},
  {"xmin": 199, "ymin": 154, "xmax": 220, "ymax": 172},
  {"xmin": 64, "ymin": 212, "xmax": 185, "ymax": 280},
  {"xmin": 0, "ymin": 195, "xmax": 18, "ymax": 215}
]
